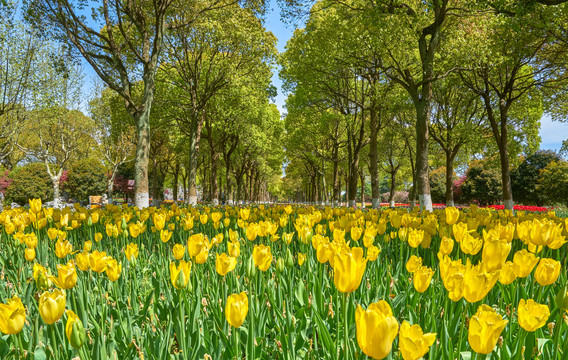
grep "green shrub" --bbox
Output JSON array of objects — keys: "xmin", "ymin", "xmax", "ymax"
[
  {"xmin": 5, "ymin": 163, "xmax": 53, "ymax": 205},
  {"xmin": 66, "ymin": 159, "xmax": 107, "ymax": 203},
  {"xmin": 460, "ymin": 160, "xmax": 503, "ymax": 206},
  {"xmin": 537, "ymin": 160, "xmax": 568, "ymax": 207}
]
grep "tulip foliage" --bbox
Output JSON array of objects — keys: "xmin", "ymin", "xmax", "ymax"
[{"xmin": 0, "ymin": 201, "xmax": 568, "ymax": 359}]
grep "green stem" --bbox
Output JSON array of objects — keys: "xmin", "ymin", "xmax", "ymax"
[
  {"xmin": 50, "ymin": 325, "xmax": 59, "ymax": 360},
  {"xmin": 456, "ymin": 301, "xmax": 468, "ymax": 359},
  {"xmin": 342, "ymin": 292, "xmax": 349, "ymax": 360},
  {"xmin": 553, "ymin": 311, "xmax": 563, "ymax": 360}
]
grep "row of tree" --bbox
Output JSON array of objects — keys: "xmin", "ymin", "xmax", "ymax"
[
  {"xmin": 278, "ymin": 0, "xmax": 568, "ymax": 210},
  {"xmin": 1, "ymin": 1, "xmax": 285, "ymax": 207}
]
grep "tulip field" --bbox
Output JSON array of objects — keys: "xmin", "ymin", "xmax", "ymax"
[{"xmin": 1, "ymin": 201, "xmax": 568, "ymax": 360}]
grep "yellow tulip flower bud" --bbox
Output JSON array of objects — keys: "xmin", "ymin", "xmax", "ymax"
[
  {"xmin": 468, "ymin": 304, "xmax": 508, "ymax": 355},
  {"xmin": 225, "ymin": 292, "xmax": 248, "ymax": 328},
  {"xmin": 215, "ymin": 253, "xmax": 236, "ymax": 276},
  {"xmin": 355, "ymin": 300, "xmax": 398, "ymax": 359},
  {"xmin": 333, "ymin": 247, "xmax": 367, "ymax": 293},
  {"xmin": 65, "ymin": 310, "xmax": 86, "ymax": 349},
  {"xmin": 39, "ymin": 289, "xmax": 66, "ymax": 325},
  {"xmin": 252, "ymin": 244, "xmax": 272, "ymax": 272},
  {"xmin": 0, "ymin": 297, "xmax": 26, "ymax": 335}
]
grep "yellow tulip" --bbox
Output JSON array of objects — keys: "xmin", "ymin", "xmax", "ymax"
[
  {"xmin": 160, "ymin": 229, "xmax": 172, "ymax": 243},
  {"xmin": 239, "ymin": 208, "xmax": 250, "ymax": 221},
  {"xmin": 173, "ymin": 244, "xmax": 186, "ymax": 260},
  {"xmin": 24, "ymin": 233, "xmax": 38, "ymax": 248},
  {"xmin": 460, "ymin": 233, "xmax": 483, "ymax": 255},
  {"xmin": 216, "ymin": 253, "xmax": 237, "ymax": 276},
  {"xmin": 187, "ymin": 233, "xmax": 208, "ymax": 257},
  {"xmin": 124, "ymin": 243, "xmax": 139, "ymax": 262},
  {"xmin": 195, "ymin": 247, "xmax": 209, "ymax": 264},
  {"xmin": 39, "ymin": 288, "xmax": 66, "ymax": 324},
  {"xmin": 65, "ymin": 310, "xmax": 86, "ymax": 349},
  {"xmin": 153, "ymin": 213, "xmax": 166, "ymax": 231},
  {"xmin": 407, "ymin": 229, "xmax": 424, "ymax": 248},
  {"xmin": 333, "ymin": 247, "xmax": 367, "ymax": 293},
  {"xmin": 468, "ymin": 304, "xmax": 508, "ymax": 355},
  {"xmin": 445, "ymin": 207, "xmax": 460, "ymax": 225},
  {"xmin": 89, "ymin": 250, "xmax": 108, "ymax": 273},
  {"xmin": 51, "ymin": 261, "xmax": 77, "ymax": 289},
  {"xmin": 33, "ymin": 263, "xmax": 51, "ymax": 290},
  {"xmin": 512, "ymin": 249, "xmax": 540, "ymax": 278},
  {"xmin": 199, "ymin": 213, "xmax": 208, "ymax": 225},
  {"xmin": 399, "ymin": 321, "xmax": 436, "ymax": 360},
  {"xmin": 228, "ymin": 240, "xmax": 240, "ymax": 258},
  {"xmin": 128, "ymin": 223, "xmax": 141, "ymax": 238},
  {"xmin": 406, "ymin": 255, "xmax": 422, "ymax": 273},
  {"xmin": 55, "ymin": 240, "xmax": 73, "ymax": 258},
  {"xmin": 225, "ymin": 292, "xmax": 249, "ymax": 328},
  {"xmin": 351, "ymin": 226, "xmax": 363, "ymax": 242},
  {"xmin": 75, "ymin": 251, "xmax": 90, "ymax": 271},
  {"xmin": 223, "ymin": 218, "xmax": 231, "ymax": 227},
  {"xmin": 481, "ymin": 236, "xmax": 511, "ymax": 271},
  {"xmin": 29, "ymin": 198, "xmax": 42, "ymax": 214},
  {"xmin": 413, "ymin": 266, "xmax": 434, "ymax": 293},
  {"xmin": 47, "ymin": 227, "xmax": 59, "ymax": 240},
  {"xmin": 25, "ymin": 248, "xmax": 36, "ymax": 261},
  {"xmin": 105, "ymin": 258, "xmax": 122, "ymax": 282},
  {"xmin": 298, "ymin": 252, "xmax": 306, "ymax": 266},
  {"xmin": 366, "ymin": 245, "xmax": 380, "ymax": 261},
  {"xmin": 252, "ymin": 244, "xmax": 272, "ymax": 271},
  {"xmin": 283, "ymin": 232, "xmax": 294, "ymax": 245},
  {"xmin": 169, "ymin": 260, "xmax": 192, "ymax": 289},
  {"xmin": 355, "ymin": 300, "xmax": 399, "ymax": 359},
  {"xmin": 439, "ymin": 236, "xmax": 454, "ymax": 256},
  {"xmin": 94, "ymin": 232, "xmax": 103, "ymax": 242},
  {"xmin": 499, "ymin": 261, "xmax": 516, "ymax": 285},
  {"xmin": 534, "ymin": 258, "xmax": 561, "ymax": 286},
  {"xmin": 0, "ymin": 297, "xmax": 26, "ymax": 335},
  {"xmin": 518, "ymin": 299, "xmax": 549, "ymax": 332},
  {"xmin": 246, "ymin": 224, "xmax": 257, "ymax": 241},
  {"xmin": 463, "ymin": 261, "xmax": 499, "ymax": 303}
]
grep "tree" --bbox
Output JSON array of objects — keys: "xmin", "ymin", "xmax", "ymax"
[
  {"xmin": 25, "ymin": 0, "xmax": 174, "ymax": 208},
  {"xmin": 4, "ymin": 163, "xmax": 53, "ymax": 205},
  {"xmin": 458, "ymin": 9, "xmax": 566, "ymax": 210},
  {"xmin": 430, "ymin": 76, "xmax": 487, "ymax": 206},
  {"xmin": 18, "ymin": 107, "xmax": 96, "ymax": 207},
  {"xmin": 160, "ymin": 2, "xmax": 276, "ymax": 205},
  {"xmin": 66, "ymin": 158, "xmax": 107, "ymax": 203},
  {"xmin": 538, "ymin": 160, "xmax": 568, "ymax": 207},
  {"xmin": 89, "ymin": 87, "xmax": 136, "ymax": 200},
  {"xmin": 460, "ymin": 160, "xmax": 503, "ymax": 206},
  {"xmin": 511, "ymin": 150, "xmax": 560, "ymax": 205}
]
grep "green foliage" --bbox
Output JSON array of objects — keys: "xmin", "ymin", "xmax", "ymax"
[
  {"xmin": 429, "ymin": 167, "xmax": 448, "ymax": 204},
  {"xmin": 5, "ymin": 163, "xmax": 53, "ymax": 205},
  {"xmin": 511, "ymin": 150, "xmax": 560, "ymax": 205},
  {"xmin": 66, "ymin": 159, "xmax": 107, "ymax": 203},
  {"xmin": 460, "ymin": 160, "xmax": 503, "ymax": 206},
  {"xmin": 537, "ymin": 160, "xmax": 568, "ymax": 207}
]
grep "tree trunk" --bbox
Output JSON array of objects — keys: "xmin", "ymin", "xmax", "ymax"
[
  {"xmin": 187, "ymin": 113, "xmax": 205, "ymax": 206},
  {"xmin": 152, "ymin": 158, "xmax": 160, "ymax": 206},
  {"xmin": 210, "ymin": 152, "xmax": 219, "ymax": 206},
  {"xmin": 445, "ymin": 151, "xmax": 455, "ymax": 207},
  {"xmin": 360, "ymin": 171, "xmax": 365, "ymax": 208},
  {"xmin": 52, "ymin": 176, "xmax": 61, "ymax": 208},
  {"xmin": 333, "ymin": 146, "xmax": 339, "ymax": 206},
  {"xmin": 173, "ymin": 162, "xmax": 179, "ymax": 202},
  {"xmin": 389, "ymin": 171, "xmax": 396, "ymax": 208},
  {"xmin": 225, "ymin": 162, "xmax": 233, "ymax": 205},
  {"xmin": 498, "ymin": 124, "xmax": 513, "ymax": 210},
  {"xmin": 369, "ymin": 106, "xmax": 380, "ymax": 209},
  {"xmin": 133, "ymin": 108, "xmax": 151, "ymax": 208},
  {"xmin": 415, "ymin": 100, "xmax": 432, "ymax": 211}
]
